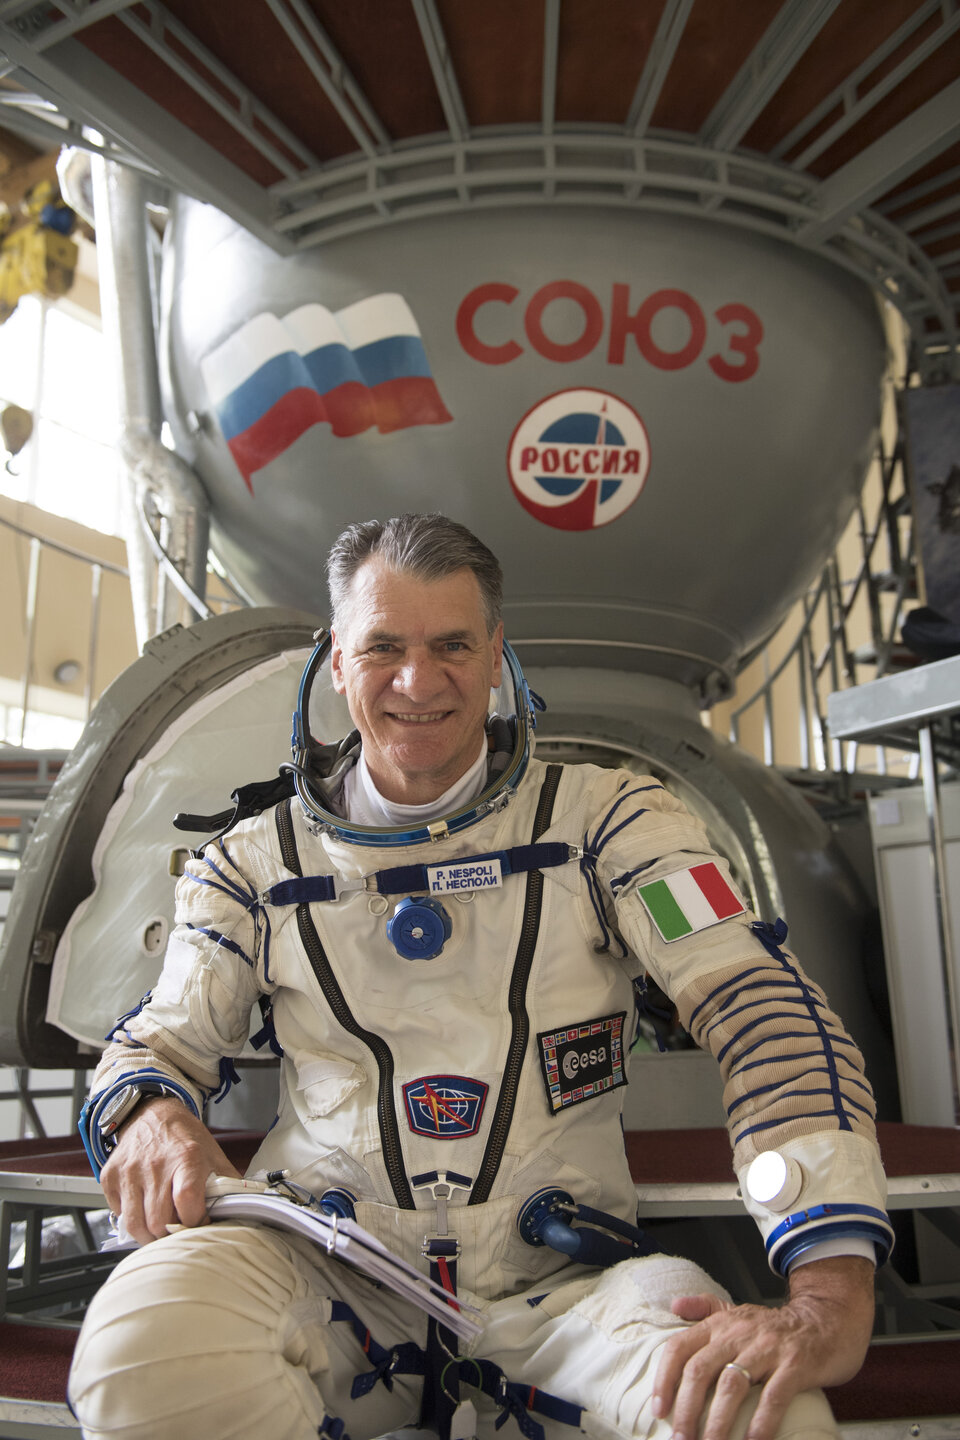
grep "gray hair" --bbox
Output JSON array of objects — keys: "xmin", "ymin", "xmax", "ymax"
[{"xmin": 327, "ymin": 513, "xmax": 503, "ymax": 636}]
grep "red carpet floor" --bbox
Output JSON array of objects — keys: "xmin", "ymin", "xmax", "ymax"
[
  {"xmin": 3, "ymin": 1125, "xmax": 959, "ymax": 1417},
  {"xmin": 2, "ymin": 1324, "xmax": 958, "ymax": 1418},
  {"xmin": 0, "ymin": 1320, "xmax": 76, "ymax": 1403}
]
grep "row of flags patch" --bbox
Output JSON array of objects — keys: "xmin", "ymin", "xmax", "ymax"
[
  {"xmin": 200, "ymin": 294, "xmax": 452, "ymax": 491},
  {"xmin": 542, "ymin": 1020, "xmax": 609, "ymax": 1050}
]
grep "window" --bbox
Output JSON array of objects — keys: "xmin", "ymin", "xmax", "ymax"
[{"xmin": 0, "ymin": 294, "xmax": 122, "ymax": 536}]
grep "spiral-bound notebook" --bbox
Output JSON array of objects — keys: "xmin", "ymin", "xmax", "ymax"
[{"xmin": 206, "ymin": 1190, "xmax": 481, "ymax": 1339}]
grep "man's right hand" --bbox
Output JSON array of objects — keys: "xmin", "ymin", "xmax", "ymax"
[{"xmin": 99, "ymin": 1096, "xmax": 241, "ymax": 1245}]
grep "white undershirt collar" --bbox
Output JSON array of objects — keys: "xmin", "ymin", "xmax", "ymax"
[{"xmin": 342, "ymin": 739, "xmax": 489, "ymax": 828}]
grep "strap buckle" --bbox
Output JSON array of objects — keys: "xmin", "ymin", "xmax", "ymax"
[
  {"xmin": 311, "ymin": 869, "xmax": 379, "ymax": 901},
  {"xmin": 422, "ymin": 1234, "xmax": 461, "ymax": 1261},
  {"xmin": 412, "ymin": 1168, "xmax": 472, "ymax": 1242}
]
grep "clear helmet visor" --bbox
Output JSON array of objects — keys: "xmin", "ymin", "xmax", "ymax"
[{"xmin": 290, "ymin": 634, "xmax": 541, "ymax": 846}]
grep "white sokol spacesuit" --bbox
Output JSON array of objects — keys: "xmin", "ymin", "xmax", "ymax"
[{"xmin": 70, "ymin": 645, "xmax": 891, "ymax": 1440}]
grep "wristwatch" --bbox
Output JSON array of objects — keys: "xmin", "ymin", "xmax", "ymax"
[{"xmin": 96, "ymin": 1081, "xmax": 177, "ymax": 1145}]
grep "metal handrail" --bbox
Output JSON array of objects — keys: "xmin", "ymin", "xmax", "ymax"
[
  {"xmin": 727, "ymin": 400, "xmax": 918, "ymax": 781},
  {"xmin": 0, "ymin": 506, "xmax": 247, "ymax": 752},
  {"xmin": 730, "ymin": 571, "xmax": 831, "ymax": 723},
  {"xmin": 0, "ymin": 1068, "xmax": 91, "ymax": 1139},
  {"xmin": 0, "ymin": 512, "xmax": 128, "ymax": 749},
  {"xmin": 0, "ymin": 513, "xmax": 129, "ymax": 577}
]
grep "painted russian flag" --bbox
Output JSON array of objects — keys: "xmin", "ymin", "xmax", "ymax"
[
  {"xmin": 200, "ymin": 294, "xmax": 453, "ymax": 492},
  {"xmin": 637, "ymin": 862, "xmax": 744, "ymax": 943}
]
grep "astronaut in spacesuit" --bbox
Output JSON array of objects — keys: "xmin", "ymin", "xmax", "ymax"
[{"xmin": 70, "ymin": 513, "xmax": 888, "ymax": 1440}]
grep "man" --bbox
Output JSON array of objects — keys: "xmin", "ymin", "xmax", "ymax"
[{"xmin": 70, "ymin": 513, "xmax": 889, "ymax": 1440}]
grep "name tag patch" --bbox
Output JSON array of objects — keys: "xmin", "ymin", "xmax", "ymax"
[
  {"xmin": 637, "ymin": 861, "xmax": 744, "ymax": 943},
  {"xmin": 537, "ymin": 1012, "xmax": 626, "ymax": 1115},
  {"xmin": 427, "ymin": 858, "xmax": 503, "ymax": 894}
]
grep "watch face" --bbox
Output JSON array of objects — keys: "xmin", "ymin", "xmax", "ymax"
[{"xmin": 99, "ymin": 1085, "xmax": 141, "ymax": 1135}]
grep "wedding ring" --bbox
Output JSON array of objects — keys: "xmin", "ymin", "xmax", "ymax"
[{"xmin": 723, "ymin": 1362, "xmax": 753, "ymax": 1385}]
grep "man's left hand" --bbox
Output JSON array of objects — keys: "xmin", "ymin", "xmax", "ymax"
[{"xmin": 651, "ymin": 1255, "xmax": 875, "ymax": 1440}]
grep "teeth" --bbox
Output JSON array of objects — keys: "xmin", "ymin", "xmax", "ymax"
[{"xmin": 392, "ymin": 712, "xmax": 446, "ymax": 723}]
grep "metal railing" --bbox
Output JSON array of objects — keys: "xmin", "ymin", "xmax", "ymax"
[
  {"xmin": 0, "ymin": 1068, "xmax": 90, "ymax": 1142},
  {"xmin": 1, "ymin": 510, "xmax": 246, "ymax": 750},
  {"xmin": 0, "ymin": 511, "xmax": 130, "ymax": 748},
  {"xmin": 726, "ymin": 394, "xmax": 921, "ymax": 786}
]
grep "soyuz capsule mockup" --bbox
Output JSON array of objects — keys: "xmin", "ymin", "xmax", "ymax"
[
  {"xmin": 1, "ymin": 195, "xmax": 898, "ymax": 1124},
  {"xmin": 166, "ymin": 198, "xmax": 885, "ymax": 702},
  {"xmin": 161, "ymin": 196, "xmax": 897, "ymax": 1119}
]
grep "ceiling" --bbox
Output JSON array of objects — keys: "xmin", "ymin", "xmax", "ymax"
[{"xmin": 0, "ymin": 0, "xmax": 957, "ymax": 374}]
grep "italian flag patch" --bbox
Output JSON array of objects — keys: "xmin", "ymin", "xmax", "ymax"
[{"xmin": 638, "ymin": 862, "xmax": 744, "ymax": 942}]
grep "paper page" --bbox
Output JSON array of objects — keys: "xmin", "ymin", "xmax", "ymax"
[{"xmin": 206, "ymin": 1192, "xmax": 481, "ymax": 1338}]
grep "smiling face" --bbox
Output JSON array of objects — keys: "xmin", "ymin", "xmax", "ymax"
[{"xmin": 330, "ymin": 558, "xmax": 504, "ymax": 805}]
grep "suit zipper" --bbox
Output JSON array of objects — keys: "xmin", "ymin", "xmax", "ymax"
[
  {"xmin": 276, "ymin": 799, "xmax": 414, "ymax": 1209},
  {"xmin": 469, "ymin": 764, "xmax": 562, "ymax": 1206}
]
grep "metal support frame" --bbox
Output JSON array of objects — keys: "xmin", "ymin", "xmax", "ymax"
[
  {"xmin": 0, "ymin": 0, "xmax": 137, "ymax": 39},
  {"xmin": 410, "ymin": 0, "xmax": 468, "ymax": 143},
  {"xmin": 271, "ymin": 128, "xmax": 816, "ymax": 215},
  {"xmin": 277, "ymin": 136, "xmax": 945, "ymax": 354},
  {"xmin": 0, "ymin": 29, "xmax": 282, "ymax": 249},
  {"xmin": 881, "ymin": 161, "xmax": 960, "ymax": 224},
  {"xmin": 799, "ymin": 78, "xmax": 960, "ymax": 246},
  {"xmin": 874, "ymin": 1263, "xmax": 960, "ymax": 1336},
  {"xmin": 792, "ymin": 3, "xmax": 960, "ymax": 171},
  {"xmin": 263, "ymin": 129, "xmax": 955, "ymax": 361},
  {"xmin": 770, "ymin": 0, "xmax": 959, "ymax": 162},
  {"xmin": 0, "ymin": 1194, "xmax": 115, "ymax": 1323},
  {"xmin": 262, "ymin": 0, "xmax": 387, "ymax": 158},
  {"xmin": 626, "ymin": 0, "xmax": 696, "ymax": 137},
  {"xmin": 541, "ymin": 0, "xmax": 560, "ymax": 138},
  {"xmin": 0, "ymin": 1069, "xmax": 89, "ymax": 1140},
  {"xmin": 0, "ymin": 1070, "xmax": 108, "ymax": 1325},
  {"xmin": 117, "ymin": 2, "xmax": 318, "ymax": 178},
  {"xmin": 700, "ymin": 0, "xmax": 844, "ymax": 150}
]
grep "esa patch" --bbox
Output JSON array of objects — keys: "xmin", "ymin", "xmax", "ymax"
[
  {"xmin": 537, "ymin": 1012, "xmax": 626, "ymax": 1115},
  {"xmin": 637, "ymin": 862, "xmax": 744, "ymax": 942},
  {"xmin": 402, "ymin": 1075, "xmax": 489, "ymax": 1139}
]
